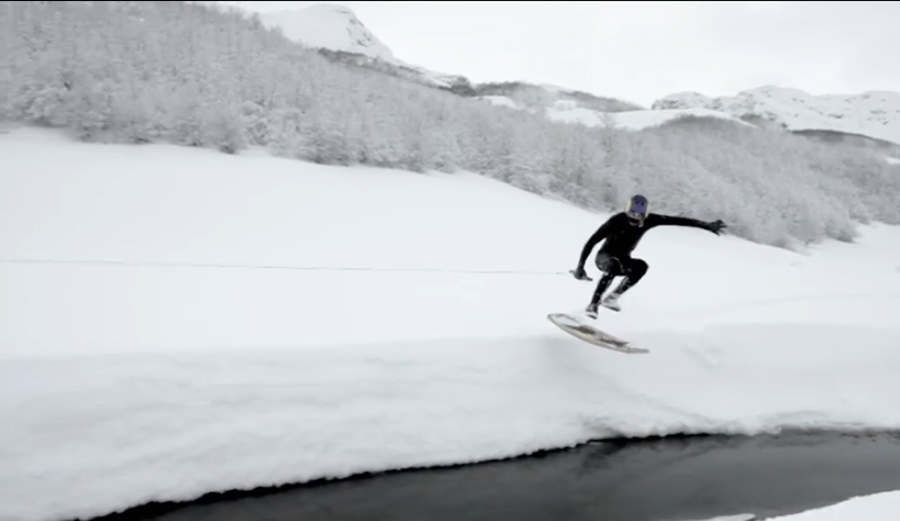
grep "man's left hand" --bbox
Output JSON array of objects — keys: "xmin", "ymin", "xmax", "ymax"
[{"xmin": 707, "ymin": 219, "xmax": 727, "ymax": 235}]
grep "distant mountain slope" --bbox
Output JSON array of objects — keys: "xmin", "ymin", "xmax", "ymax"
[
  {"xmin": 481, "ymin": 92, "xmax": 749, "ymax": 130},
  {"xmin": 259, "ymin": 4, "xmax": 394, "ymax": 61},
  {"xmin": 653, "ymin": 87, "xmax": 900, "ymax": 146},
  {"xmin": 258, "ymin": 4, "xmax": 900, "ymax": 147},
  {"xmin": 257, "ymin": 4, "xmax": 655, "ymax": 127},
  {"xmin": 258, "ymin": 4, "xmax": 472, "ymax": 92}
]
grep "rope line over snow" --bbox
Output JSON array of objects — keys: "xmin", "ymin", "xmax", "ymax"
[{"xmin": 0, "ymin": 258, "xmax": 572, "ymax": 276}]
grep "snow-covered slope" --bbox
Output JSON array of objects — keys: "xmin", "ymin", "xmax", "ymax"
[
  {"xmin": 4, "ymin": 128, "xmax": 900, "ymax": 521},
  {"xmin": 257, "ymin": 4, "xmax": 642, "ymax": 109},
  {"xmin": 256, "ymin": 4, "xmax": 900, "ymax": 144},
  {"xmin": 259, "ymin": 4, "xmax": 394, "ymax": 61},
  {"xmin": 482, "ymin": 93, "xmax": 749, "ymax": 131},
  {"xmin": 258, "ymin": 3, "xmax": 470, "ymax": 91},
  {"xmin": 256, "ymin": 3, "xmax": 758, "ymax": 132},
  {"xmin": 653, "ymin": 86, "xmax": 900, "ymax": 146}
]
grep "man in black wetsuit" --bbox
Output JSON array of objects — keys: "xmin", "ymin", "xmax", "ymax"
[{"xmin": 572, "ymin": 194, "xmax": 726, "ymax": 316}]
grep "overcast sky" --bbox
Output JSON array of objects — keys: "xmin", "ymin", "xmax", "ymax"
[{"xmin": 216, "ymin": 1, "xmax": 900, "ymax": 108}]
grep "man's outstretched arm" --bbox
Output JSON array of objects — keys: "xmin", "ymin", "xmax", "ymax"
[{"xmin": 649, "ymin": 214, "xmax": 727, "ymax": 234}]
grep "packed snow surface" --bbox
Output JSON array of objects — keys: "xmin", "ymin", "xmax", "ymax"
[{"xmin": 3, "ymin": 128, "xmax": 900, "ymax": 521}]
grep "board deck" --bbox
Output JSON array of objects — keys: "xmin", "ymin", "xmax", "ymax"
[{"xmin": 547, "ymin": 312, "xmax": 649, "ymax": 354}]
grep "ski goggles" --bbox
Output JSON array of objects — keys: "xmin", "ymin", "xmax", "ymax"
[{"xmin": 625, "ymin": 209, "xmax": 646, "ymax": 222}]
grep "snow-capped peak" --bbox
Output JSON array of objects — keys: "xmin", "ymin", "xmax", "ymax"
[
  {"xmin": 653, "ymin": 86, "xmax": 900, "ymax": 146},
  {"xmin": 258, "ymin": 3, "xmax": 471, "ymax": 90},
  {"xmin": 259, "ymin": 3, "xmax": 394, "ymax": 62}
]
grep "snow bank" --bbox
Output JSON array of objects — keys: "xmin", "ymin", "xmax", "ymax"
[
  {"xmin": 696, "ymin": 514, "xmax": 756, "ymax": 521},
  {"xmin": 771, "ymin": 490, "xmax": 900, "ymax": 520},
  {"xmin": 3, "ymin": 128, "xmax": 900, "ymax": 521},
  {"xmin": 694, "ymin": 490, "xmax": 900, "ymax": 521}
]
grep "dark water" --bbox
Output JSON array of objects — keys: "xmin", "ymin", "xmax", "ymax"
[{"xmin": 92, "ymin": 431, "xmax": 900, "ymax": 521}]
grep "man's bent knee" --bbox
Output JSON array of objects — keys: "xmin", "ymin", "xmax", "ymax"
[
  {"xmin": 595, "ymin": 252, "xmax": 625, "ymax": 274},
  {"xmin": 628, "ymin": 258, "xmax": 648, "ymax": 278}
]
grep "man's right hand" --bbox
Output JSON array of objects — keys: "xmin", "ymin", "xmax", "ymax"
[{"xmin": 571, "ymin": 266, "xmax": 592, "ymax": 281}]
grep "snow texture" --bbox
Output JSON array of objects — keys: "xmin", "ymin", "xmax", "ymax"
[
  {"xmin": 653, "ymin": 86, "xmax": 900, "ymax": 146},
  {"xmin": 3, "ymin": 128, "xmax": 900, "ymax": 521},
  {"xmin": 769, "ymin": 490, "xmax": 900, "ymax": 520}
]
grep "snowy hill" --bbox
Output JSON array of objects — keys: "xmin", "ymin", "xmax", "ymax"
[
  {"xmin": 482, "ymin": 91, "xmax": 749, "ymax": 130},
  {"xmin": 5, "ymin": 5, "xmax": 900, "ymax": 520},
  {"xmin": 473, "ymin": 81, "xmax": 644, "ymax": 115},
  {"xmin": 258, "ymin": 3, "xmax": 473, "ymax": 92},
  {"xmin": 653, "ymin": 86, "xmax": 900, "ymax": 147},
  {"xmin": 260, "ymin": 4, "xmax": 858, "ymax": 135},
  {"xmin": 4, "ymin": 128, "xmax": 900, "ymax": 521},
  {"xmin": 257, "ymin": 4, "xmax": 646, "ymax": 120},
  {"xmin": 258, "ymin": 4, "xmax": 900, "ymax": 145},
  {"xmin": 258, "ymin": 4, "xmax": 712, "ymax": 128},
  {"xmin": 10, "ymin": 0, "xmax": 900, "ymax": 253},
  {"xmin": 259, "ymin": 4, "xmax": 394, "ymax": 61}
]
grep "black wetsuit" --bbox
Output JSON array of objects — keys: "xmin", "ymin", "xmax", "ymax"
[{"xmin": 576, "ymin": 212, "xmax": 717, "ymax": 306}]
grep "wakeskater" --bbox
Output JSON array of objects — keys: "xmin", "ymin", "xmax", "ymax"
[
  {"xmin": 571, "ymin": 194, "xmax": 727, "ymax": 317},
  {"xmin": 547, "ymin": 194, "xmax": 726, "ymax": 352}
]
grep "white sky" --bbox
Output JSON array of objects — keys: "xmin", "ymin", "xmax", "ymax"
[{"xmin": 216, "ymin": 1, "xmax": 900, "ymax": 108}]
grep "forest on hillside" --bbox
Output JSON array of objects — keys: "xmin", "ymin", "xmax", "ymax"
[{"xmin": 1, "ymin": 1, "xmax": 898, "ymax": 249}]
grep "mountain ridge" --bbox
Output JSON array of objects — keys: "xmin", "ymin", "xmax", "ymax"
[
  {"xmin": 257, "ymin": 3, "xmax": 900, "ymax": 149},
  {"xmin": 654, "ymin": 86, "xmax": 900, "ymax": 148}
]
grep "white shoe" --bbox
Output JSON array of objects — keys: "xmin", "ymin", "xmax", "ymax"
[{"xmin": 601, "ymin": 293, "xmax": 621, "ymax": 312}]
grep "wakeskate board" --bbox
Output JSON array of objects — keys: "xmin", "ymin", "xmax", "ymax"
[{"xmin": 547, "ymin": 312, "xmax": 649, "ymax": 354}]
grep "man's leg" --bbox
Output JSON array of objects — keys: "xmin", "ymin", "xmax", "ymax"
[
  {"xmin": 586, "ymin": 252, "xmax": 624, "ymax": 316},
  {"xmin": 601, "ymin": 258, "xmax": 648, "ymax": 311}
]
